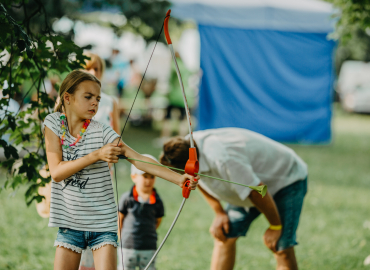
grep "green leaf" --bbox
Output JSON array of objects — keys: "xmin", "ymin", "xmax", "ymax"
[
  {"xmin": 7, "ymin": 115, "xmax": 16, "ymax": 131},
  {"xmin": 7, "ymin": 144, "xmax": 19, "ymax": 159},
  {"xmin": 0, "ymin": 138, "xmax": 7, "ymax": 148},
  {"xmin": 0, "ymin": 158, "xmax": 15, "ymax": 171},
  {"xmin": 11, "ymin": 175, "xmax": 24, "ymax": 189},
  {"xmin": 2, "ymin": 88, "xmax": 11, "ymax": 97},
  {"xmin": 25, "ymin": 184, "xmax": 40, "ymax": 206},
  {"xmin": 34, "ymin": 194, "xmax": 45, "ymax": 203},
  {"xmin": 16, "ymin": 39, "xmax": 26, "ymax": 51},
  {"xmin": 21, "ymin": 134, "xmax": 30, "ymax": 142}
]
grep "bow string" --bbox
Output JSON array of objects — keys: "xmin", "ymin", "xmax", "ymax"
[{"xmin": 114, "ymin": 12, "xmax": 170, "ymax": 269}]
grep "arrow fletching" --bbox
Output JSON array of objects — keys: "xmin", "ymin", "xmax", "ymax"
[{"xmin": 248, "ymin": 185, "xmax": 267, "ymax": 198}]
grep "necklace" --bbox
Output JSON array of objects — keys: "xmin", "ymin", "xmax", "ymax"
[{"xmin": 60, "ymin": 113, "xmax": 91, "ymax": 149}]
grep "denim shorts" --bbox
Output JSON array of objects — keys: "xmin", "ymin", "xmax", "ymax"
[
  {"xmin": 55, "ymin": 227, "xmax": 118, "ymax": 253},
  {"xmin": 226, "ymin": 178, "xmax": 307, "ymax": 251}
]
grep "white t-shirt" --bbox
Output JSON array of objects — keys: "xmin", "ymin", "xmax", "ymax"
[
  {"xmin": 189, "ymin": 128, "xmax": 308, "ymax": 208},
  {"xmin": 43, "ymin": 112, "xmax": 120, "ymax": 232}
]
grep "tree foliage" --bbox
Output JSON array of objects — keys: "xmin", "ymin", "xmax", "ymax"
[
  {"xmin": 0, "ymin": 0, "xmax": 88, "ymax": 205},
  {"xmin": 0, "ymin": 0, "xmax": 172, "ymax": 206},
  {"xmin": 109, "ymin": 0, "xmax": 171, "ymax": 42},
  {"xmin": 66, "ymin": 0, "xmax": 171, "ymax": 43},
  {"xmin": 325, "ymin": 0, "xmax": 370, "ymax": 73},
  {"xmin": 334, "ymin": 28, "xmax": 370, "ymax": 73},
  {"xmin": 329, "ymin": 0, "xmax": 370, "ymax": 42}
]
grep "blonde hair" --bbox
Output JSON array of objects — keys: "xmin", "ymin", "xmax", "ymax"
[
  {"xmin": 54, "ymin": 70, "xmax": 101, "ymax": 113},
  {"xmin": 83, "ymin": 52, "xmax": 106, "ymax": 76}
]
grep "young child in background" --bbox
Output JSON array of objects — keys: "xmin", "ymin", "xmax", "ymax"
[
  {"xmin": 84, "ymin": 52, "xmax": 120, "ymax": 134},
  {"xmin": 118, "ymin": 154, "xmax": 164, "ymax": 270},
  {"xmin": 43, "ymin": 70, "xmax": 197, "ymax": 270}
]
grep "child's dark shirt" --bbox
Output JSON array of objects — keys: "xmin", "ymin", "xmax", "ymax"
[{"xmin": 118, "ymin": 185, "xmax": 164, "ymax": 250}]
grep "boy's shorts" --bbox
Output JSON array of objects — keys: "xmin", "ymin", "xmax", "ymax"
[
  {"xmin": 55, "ymin": 227, "xmax": 118, "ymax": 253},
  {"xmin": 226, "ymin": 178, "xmax": 307, "ymax": 251},
  {"xmin": 118, "ymin": 248, "xmax": 156, "ymax": 270}
]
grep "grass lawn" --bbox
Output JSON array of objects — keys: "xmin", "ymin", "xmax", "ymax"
[{"xmin": 1, "ymin": 106, "xmax": 370, "ymax": 269}]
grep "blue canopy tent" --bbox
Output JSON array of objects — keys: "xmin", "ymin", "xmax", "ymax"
[{"xmin": 172, "ymin": 0, "xmax": 336, "ymax": 143}]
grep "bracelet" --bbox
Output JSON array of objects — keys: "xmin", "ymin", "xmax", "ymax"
[{"xmin": 269, "ymin": 224, "xmax": 282, "ymax": 230}]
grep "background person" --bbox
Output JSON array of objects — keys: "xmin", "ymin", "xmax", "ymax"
[
  {"xmin": 84, "ymin": 52, "xmax": 120, "ymax": 133},
  {"xmin": 160, "ymin": 128, "xmax": 308, "ymax": 270},
  {"xmin": 117, "ymin": 154, "xmax": 164, "ymax": 270},
  {"xmin": 110, "ymin": 48, "xmax": 130, "ymax": 99}
]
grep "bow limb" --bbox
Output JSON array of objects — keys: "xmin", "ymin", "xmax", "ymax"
[
  {"xmin": 164, "ymin": 9, "xmax": 194, "ymax": 146},
  {"xmin": 116, "ymin": 13, "xmax": 172, "ymax": 269},
  {"xmin": 164, "ymin": 9, "xmax": 199, "ymax": 198},
  {"xmin": 143, "ymin": 198, "xmax": 186, "ymax": 270}
]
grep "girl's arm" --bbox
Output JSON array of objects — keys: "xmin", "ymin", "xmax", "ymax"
[
  {"xmin": 45, "ymin": 127, "xmax": 121, "ymax": 182},
  {"xmin": 114, "ymin": 138, "xmax": 198, "ymax": 189}
]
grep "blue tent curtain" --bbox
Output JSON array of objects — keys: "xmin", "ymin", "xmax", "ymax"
[{"xmin": 197, "ymin": 25, "xmax": 335, "ymax": 143}]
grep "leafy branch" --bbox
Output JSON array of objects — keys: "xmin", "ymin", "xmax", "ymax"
[{"xmin": 0, "ymin": 1, "xmax": 88, "ymax": 205}]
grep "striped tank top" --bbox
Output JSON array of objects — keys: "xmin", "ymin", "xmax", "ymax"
[{"xmin": 43, "ymin": 112, "xmax": 120, "ymax": 232}]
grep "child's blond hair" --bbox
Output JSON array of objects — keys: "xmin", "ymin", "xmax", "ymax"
[{"xmin": 83, "ymin": 52, "xmax": 106, "ymax": 76}]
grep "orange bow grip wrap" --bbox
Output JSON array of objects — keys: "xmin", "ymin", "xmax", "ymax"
[
  {"xmin": 183, "ymin": 147, "xmax": 199, "ymax": 198},
  {"xmin": 164, "ymin": 9, "xmax": 172, "ymax": 45}
]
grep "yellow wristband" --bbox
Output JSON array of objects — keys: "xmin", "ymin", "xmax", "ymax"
[{"xmin": 269, "ymin": 224, "xmax": 282, "ymax": 230}]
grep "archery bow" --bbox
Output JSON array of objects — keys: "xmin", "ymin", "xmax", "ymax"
[
  {"xmin": 117, "ymin": 9, "xmax": 266, "ymax": 270},
  {"xmin": 115, "ymin": 12, "xmax": 171, "ymax": 269},
  {"xmin": 164, "ymin": 9, "xmax": 199, "ymax": 198},
  {"xmin": 114, "ymin": 11, "xmax": 198, "ymax": 270},
  {"xmin": 143, "ymin": 9, "xmax": 199, "ymax": 270}
]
